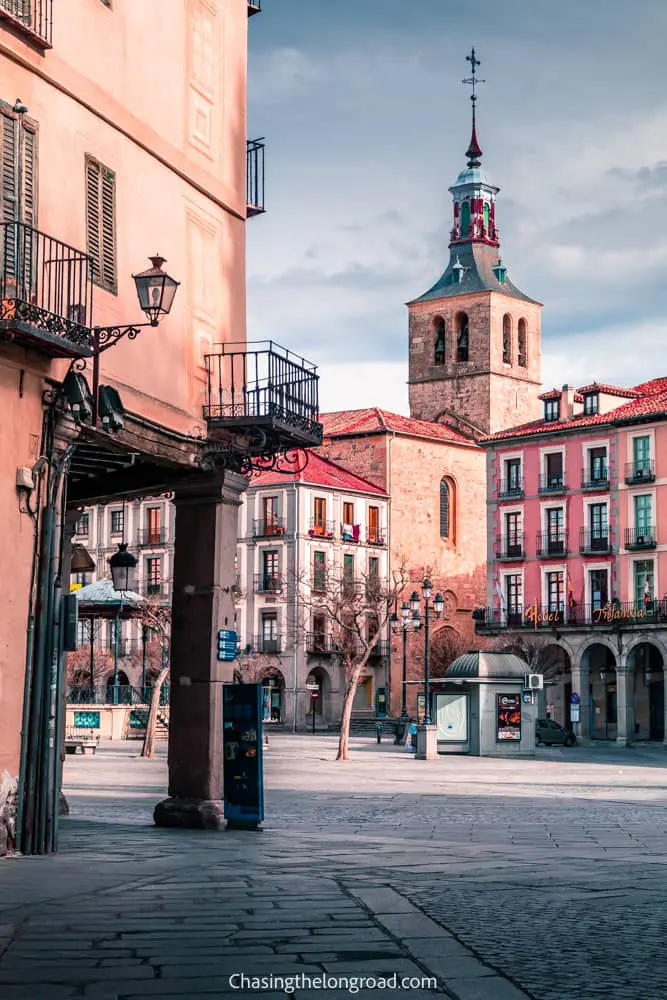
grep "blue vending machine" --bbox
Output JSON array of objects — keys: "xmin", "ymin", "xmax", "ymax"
[{"xmin": 222, "ymin": 683, "xmax": 265, "ymax": 830}]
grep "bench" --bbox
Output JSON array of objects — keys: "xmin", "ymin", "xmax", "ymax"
[{"xmin": 65, "ymin": 728, "xmax": 100, "ymax": 755}]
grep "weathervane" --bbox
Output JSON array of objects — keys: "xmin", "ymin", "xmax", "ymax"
[{"xmin": 462, "ymin": 47, "xmax": 485, "ymax": 167}]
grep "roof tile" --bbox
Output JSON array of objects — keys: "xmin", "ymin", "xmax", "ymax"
[
  {"xmin": 320, "ymin": 407, "xmax": 473, "ymax": 445},
  {"xmin": 250, "ymin": 450, "xmax": 387, "ymax": 496}
]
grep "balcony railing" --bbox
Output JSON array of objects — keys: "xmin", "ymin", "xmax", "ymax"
[
  {"xmin": 0, "ymin": 222, "xmax": 94, "ymax": 357},
  {"xmin": 308, "ymin": 519, "xmax": 335, "ymax": 539},
  {"xmin": 580, "ymin": 529, "xmax": 612, "ymax": 554},
  {"xmin": 67, "ymin": 684, "xmax": 170, "ymax": 706},
  {"xmin": 142, "ymin": 581, "xmax": 170, "ymax": 598},
  {"xmin": 538, "ymin": 473, "xmax": 566, "ymax": 495},
  {"xmin": 625, "ymin": 527, "xmax": 656, "ymax": 550},
  {"xmin": 137, "ymin": 528, "xmax": 168, "ymax": 546},
  {"xmin": 254, "ymin": 573, "xmax": 284, "ymax": 594},
  {"xmin": 247, "ymin": 138, "xmax": 265, "ymax": 216},
  {"xmin": 581, "ymin": 469, "xmax": 609, "ymax": 490},
  {"xmin": 341, "ymin": 523, "xmax": 362, "ymax": 543},
  {"xmin": 203, "ymin": 341, "xmax": 322, "ymax": 452},
  {"xmin": 625, "ymin": 461, "xmax": 655, "ymax": 485},
  {"xmin": 497, "ymin": 478, "xmax": 524, "ymax": 500},
  {"xmin": 495, "ymin": 534, "xmax": 524, "ymax": 560},
  {"xmin": 306, "ymin": 633, "xmax": 336, "ymax": 655},
  {"xmin": 536, "ymin": 532, "xmax": 567, "ymax": 557},
  {"xmin": 0, "ymin": 0, "xmax": 52, "ymax": 47},
  {"xmin": 247, "ymin": 0, "xmax": 261, "ymax": 15},
  {"xmin": 474, "ymin": 601, "xmax": 667, "ymax": 633},
  {"xmin": 251, "ymin": 634, "xmax": 282, "ymax": 654},
  {"xmin": 366, "ymin": 525, "xmax": 386, "ymax": 546},
  {"xmin": 253, "ymin": 518, "xmax": 286, "ymax": 539}
]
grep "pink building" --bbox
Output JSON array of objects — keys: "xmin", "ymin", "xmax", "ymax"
[{"xmin": 477, "ymin": 379, "xmax": 667, "ymax": 746}]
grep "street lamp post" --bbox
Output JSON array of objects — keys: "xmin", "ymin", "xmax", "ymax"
[
  {"xmin": 410, "ymin": 580, "xmax": 444, "ymax": 759},
  {"xmin": 390, "ymin": 601, "xmax": 422, "ymax": 725}
]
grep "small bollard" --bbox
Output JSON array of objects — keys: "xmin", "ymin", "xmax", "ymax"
[{"xmin": 376, "ymin": 721, "xmax": 382, "ymax": 744}]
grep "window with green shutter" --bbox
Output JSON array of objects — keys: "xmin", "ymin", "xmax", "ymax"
[
  {"xmin": 0, "ymin": 103, "xmax": 38, "ymax": 281},
  {"xmin": 85, "ymin": 155, "xmax": 117, "ymax": 294}
]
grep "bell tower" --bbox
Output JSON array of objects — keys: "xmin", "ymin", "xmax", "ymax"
[{"xmin": 407, "ymin": 49, "xmax": 542, "ymax": 438}]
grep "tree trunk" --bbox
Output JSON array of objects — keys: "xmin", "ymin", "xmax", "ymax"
[
  {"xmin": 336, "ymin": 660, "xmax": 367, "ymax": 761},
  {"xmin": 141, "ymin": 667, "xmax": 168, "ymax": 759}
]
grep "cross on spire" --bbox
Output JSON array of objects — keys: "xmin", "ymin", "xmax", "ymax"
[{"xmin": 462, "ymin": 47, "xmax": 485, "ymax": 167}]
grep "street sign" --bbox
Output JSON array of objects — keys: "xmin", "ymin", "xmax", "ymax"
[
  {"xmin": 217, "ymin": 628, "xmax": 238, "ymax": 662},
  {"xmin": 306, "ymin": 682, "xmax": 320, "ymax": 691},
  {"xmin": 570, "ymin": 692, "xmax": 581, "ymax": 705},
  {"xmin": 223, "ymin": 683, "xmax": 264, "ymax": 830},
  {"xmin": 570, "ymin": 705, "xmax": 580, "ymax": 723}
]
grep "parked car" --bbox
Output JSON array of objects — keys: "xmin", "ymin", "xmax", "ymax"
[{"xmin": 535, "ymin": 718, "xmax": 576, "ymax": 746}]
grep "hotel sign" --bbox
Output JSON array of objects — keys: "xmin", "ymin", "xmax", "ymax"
[{"xmin": 591, "ymin": 603, "xmax": 653, "ymax": 625}]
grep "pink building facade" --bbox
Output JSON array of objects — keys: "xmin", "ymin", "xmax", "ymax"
[{"xmin": 477, "ymin": 380, "xmax": 667, "ymax": 746}]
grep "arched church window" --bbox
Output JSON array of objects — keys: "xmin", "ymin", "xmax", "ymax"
[
  {"xmin": 440, "ymin": 477, "xmax": 455, "ymax": 540},
  {"xmin": 460, "ymin": 201, "xmax": 470, "ymax": 237},
  {"xmin": 502, "ymin": 314, "xmax": 512, "ymax": 365},
  {"xmin": 518, "ymin": 319, "xmax": 527, "ymax": 368},
  {"xmin": 456, "ymin": 313, "xmax": 469, "ymax": 362},
  {"xmin": 483, "ymin": 202, "xmax": 490, "ymax": 234},
  {"xmin": 433, "ymin": 316, "xmax": 446, "ymax": 365}
]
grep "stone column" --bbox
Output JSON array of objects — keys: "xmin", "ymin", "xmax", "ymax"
[
  {"xmin": 154, "ymin": 471, "xmax": 247, "ymax": 830},
  {"xmin": 616, "ymin": 663, "xmax": 633, "ymax": 746},
  {"xmin": 570, "ymin": 660, "xmax": 590, "ymax": 743}
]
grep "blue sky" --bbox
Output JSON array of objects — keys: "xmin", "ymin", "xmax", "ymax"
[{"xmin": 247, "ymin": 0, "xmax": 667, "ymax": 413}]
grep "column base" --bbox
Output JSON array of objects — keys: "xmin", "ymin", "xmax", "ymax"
[
  {"xmin": 153, "ymin": 797, "xmax": 225, "ymax": 831},
  {"xmin": 416, "ymin": 723, "xmax": 438, "ymax": 760}
]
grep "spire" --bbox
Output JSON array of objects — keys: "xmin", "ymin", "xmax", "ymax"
[{"xmin": 463, "ymin": 47, "xmax": 485, "ymax": 167}]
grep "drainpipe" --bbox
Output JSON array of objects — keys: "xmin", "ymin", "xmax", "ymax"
[{"xmin": 292, "ymin": 482, "xmax": 299, "ymax": 733}]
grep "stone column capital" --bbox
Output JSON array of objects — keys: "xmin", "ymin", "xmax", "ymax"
[{"xmin": 173, "ymin": 470, "xmax": 248, "ymax": 508}]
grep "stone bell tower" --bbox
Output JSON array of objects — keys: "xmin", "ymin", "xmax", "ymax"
[{"xmin": 407, "ymin": 49, "xmax": 542, "ymax": 438}]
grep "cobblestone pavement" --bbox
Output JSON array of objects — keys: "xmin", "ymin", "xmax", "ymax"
[{"xmin": 2, "ymin": 736, "xmax": 667, "ymax": 1000}]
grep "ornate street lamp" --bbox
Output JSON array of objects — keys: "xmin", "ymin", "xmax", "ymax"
[
  {"xmin": 390, "ymin": 601, "xmax": 422, "ymax": 734},
  {"xmin": 109, "ymin": 543, "xmax": 137, "ymax": 593}
]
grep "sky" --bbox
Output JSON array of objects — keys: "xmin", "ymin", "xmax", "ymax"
[{"xmin": 246, "ymin": 0, "xmax": 667, "ymax": 415}]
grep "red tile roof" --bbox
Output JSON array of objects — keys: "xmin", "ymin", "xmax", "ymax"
[
  {"xmin": 249, "ymin": 450, "xmax": 387, "ymax": 496},
  {"xmin": 577, "ymin": 382, "xmax": 637, "ymax": 398},
  {"xmin": 320, "ymin": 407, "xmax": 473, "ymax": 445},
  {"xmin": 538, "ymin": 388, "xmax": 584, "ymax": 403},
  {"xmin": 632, "ymin": 377, "xmax": 667, "ymax": 397}
]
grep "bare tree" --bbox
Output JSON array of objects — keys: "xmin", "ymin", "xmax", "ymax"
[
  {"xmin": 430, "ymin": 626, "xmax": 470, "ymax": 678},
  {"xmin": 137, "ymin": 600, "xmax": 171, "ymax": 759},
  {"xmin": 66, "ymin": 620, "xmax": 110, "ymax": 691},
  {"xmin": 494, "ymin": 633, "xmax": 567, "ymax": 675},
  {"xmin": 300, "ymin": 565, "xmax": 408, "ymax": 761}
]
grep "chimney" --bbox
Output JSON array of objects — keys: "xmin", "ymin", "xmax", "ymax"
[{"xmin": 560, "ymin": 384, "xmax": 575, "ymax": 420}]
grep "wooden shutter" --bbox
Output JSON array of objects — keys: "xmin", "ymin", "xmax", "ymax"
[
  {"xmin": 86, "ymin": 155, "xmax": 116, "ymax": 292},
  {"xmin": 1, "ymin": 109, "xmax": 17, "ymax": 278}
]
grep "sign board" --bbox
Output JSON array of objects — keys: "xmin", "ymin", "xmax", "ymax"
[
  {"xmin": 217, "ymin": 628, "xmax": 238, "ymax": 662},
  {"xmin": 416, "ymin": 692, "xmax": 426, "ymax": 725},
  {"xmin": 375, "ymin": 688, "xmax": 387, "ymax": 719},
  {"xmin": 496, "ymin": 693, "xmax": 521, "ymax": 742},
  {"xmin": 570, "ymin": 692, "xmax": 580, "ymax": 705},
  {"xmin": 305, "ymin": 682, "xmax": 320, "ymax": 691},
  {"xmin": 522, "ymin": 691, "xmax": 533, "ymax": 705},
  {"xmin": 222, "ymin": 683, "xmax": 264, "ymax": 829},
  {"xmin": 570, "ymin": 705, "xmax": 580, "ymax": 723}
]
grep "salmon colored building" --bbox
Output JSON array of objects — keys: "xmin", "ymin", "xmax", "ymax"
[
  {"xmin": 0, "ymin": 0, "xmax": 320, "ymax": 854},
  {"xmin": 476, "ymin": 379, "xmax": 667, "ymax": 746}
]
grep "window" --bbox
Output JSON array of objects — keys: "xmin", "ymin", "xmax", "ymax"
[
  {"xmin": 506, "ymin": 574, "xmax": 522, "ymax": 624},
  {"xmin": 85, "ymin": 155, "xmax": 117, "ymax": 293},
  {"xmin": 76, "ymin": 513, "xmax": 90, "ymax": 536},
  {"xmin": 589, "ymin": 503, "xmax": 608, "ymax": 549},
  {"xmin": 517, "ymin": 319, "xmax": 527, "ymax": 368},
  {"xmin": 460, "ymin": 200, "xmax": 470, "ymax": 236},
  {"xmin": 110, "ymin": 509, "xmax": 124, "ymax": 535},
  {"xmin": 505, "ymin": 458, "xmax": 522, "ymax": 494},
  {"xmin": 634, "ymin": 495, "xmax": 652, "ymax": 536},
  {"xmin": 263, "ymin": 496, "xmax": 279, "ymax": 532},
  {"xmin": 634, "ymin": 560, "xmax": 654, "ymax": 605},
  {"xmin": 544, "ymin": 399, "xmax": 560, "ymax": 421},
  {"xmin": 433, "ymin": 316, "xmax": 446, "ymax": 365},
  {"xmin": 343, "ymin": 553, "xmax": 355, "ymax": 590},
  {"xmin": 147, "ymin": 507, "xmax": 161, "ymax": 544},
  {"xmin": 368, "ymin": 505, "xmax": 380, "ymax": 543},
  {"xmin": 545, "ymin": 452, "xmax": 564, "ymax": 486},
  {"xmin": 546, "ymin": 571, "xmax": 564, "ymax": 612},
  {"xmin": 0, "ymin": 103, "xmax": 38, "ymax": 279},
  {"xmin": 633, "ymin": 436, "xmax": 651, "ymax": 474},
  {"xmin": 261, "ymin": 612, "xmax": 278, "ymax": 651},
  {"xmin": 343, "ymin": 502, "xmax": 354, "ymax": 526},
  {"xmin": 440, "ymin": 477, "xmax": 454, "ymax": 539},
  {"xmin": 312, "ymin": 612, "xmax": 327, "ymax": 651},
  {"xmin": 483, "ymin": 202, "xmax": 490, "ymax": 233},
  {"xmin": 505, "ymin": 512, "xmax": 521, "ymax": 556},
  {"xmin": 502, "ymin": 314, "xmax": 512, "ymax": 365},
  {"xmin": 546, "ymin": 507, "xmax": 564, "ymax": 554},
  {"xmin": 456, "ymin": 314, "xmax": 469, "ymax": 362},
  {"xmin": 583, "ymin": 394, "xmax": 599, "ymax": 415},
  {"xmin": 367, "ymin": 556, "xmax": 380, "ymax": 594},
  {"xmin": 262, "ymin": 550, "xmax": 279, "ymax": 590},
  {"xmin": 589, "ymin": 446, "xmax": 607, "ymax": 483},
  {"xmin": 76, "ymin": 620, "xmax": 91, "ymax": 646},
  {"xmin": 589, "ymin": 569, "xmax": 608, "ymax": 610},
  {"xmin": 312, "ymin": 551, "xmax": 327, "ymax": 591},
  {"xmin": 313, "ymin": 497, "xmax": 327, "ymax": 531},
  {"xmin": 146, "ymin": 557, "xmax": 161, "ymax": 595},
  {"xmin": 74, "ymin": 572, "xmax": 90, "ymax": 587}
]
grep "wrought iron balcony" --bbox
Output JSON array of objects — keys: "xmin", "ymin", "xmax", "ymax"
[
  {"xmin": 254, "ymin": 573, "xmax": 284, "ymax": 594},
  {"xmin": 0, "ymin": 222, "xmax": 94, "ymax": 358},
  {"xmin": 495, "ymin": 534, "xmax": 525, "ymax": 560},
  {"xmin": 536, "ymin": 532, "xmax": 567, "ymax": 557},
  {"xmin": 497, "ymin": 478, "xmax": 524, "ymax": 500},
  {"xmin": 625, "ymin": 527, "xmax": 656, "ymax": 550},
  {"xmin": 0, "ymin": 0, "xmax": 52, "ymax": 48},
  {"xmin": 247, "ymin": 0, "xmax": 261, "ymax": 15},
  {"xmin": 368, "ymin": 639, "xmax": 390, "ymax": 659},
  {"xmin": 251, "ymin": 634, "xmax": 282, "ymax": 654},
  {"xmin": 308, "ymin": 519, "xmax": 335, "ymax": 539},
  {"xmin": 625, "ymin": 461, "xmax": 655, "ymax": 485},
  {"xmin": 253, "ymin": 518, "xmax": 286, "ymax": 539},
  {"xmin": 538, "ymin": 473, "xmax": 566, "ymax": 495},
  {"xmin": 203, "ymin": 341, "xmax": 322, "ymax": 455},
  {"xmin": 306, "ymin": 633, "xmax": 335, "ymax": 655},
  {"xmin": 366, "ymin": 525, "xmax": 386, "ymax": 546},
  {"xmin": 474, "ymin": 601, "xmax": 667, "ymax": 634},
  {"xmin": 247, "ymin": 139, "xmax": 265, "ymax": 217},
  {"xmin": 580, "ymin": 529, "xmax": 612, "ymax": 555},
  {"xmin": 581, "ymin": 469, "xmax": 609, "ymax": 490},
  {"xmin": 142, "ymin": 581, "xmax": 170, "ymax": 598},
  {"xmin": 137, "ymin": 528, "xmax": 168, "ymax": 546},
  {"xmin": 340, "ymin": 523, "xmax": 362, "ymax": 543}
]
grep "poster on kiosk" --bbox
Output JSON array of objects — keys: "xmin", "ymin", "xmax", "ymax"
[{"xmin": 223, "ymin": 683, "xmax": 264, "ymax": 830}]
